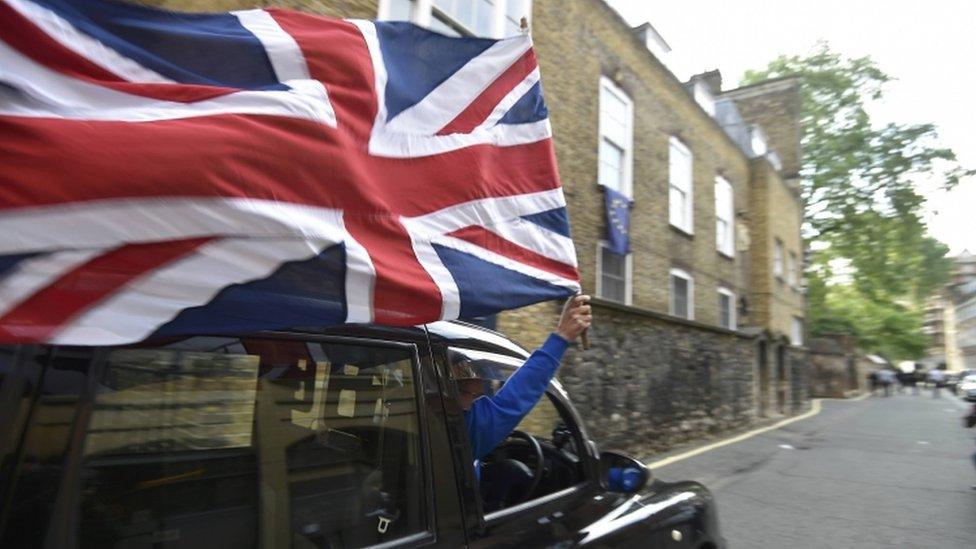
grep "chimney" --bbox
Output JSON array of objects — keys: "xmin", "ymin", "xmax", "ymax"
[{"xmin": 633, "ymin": 22, "xmax": 672, "ymax": 65}]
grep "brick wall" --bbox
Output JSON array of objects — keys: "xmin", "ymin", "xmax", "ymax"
[
  {"xmin": 747, "ymin": 159, "xmax": 806, "ymax": 339},
  {"xmin": 527, "ymin": 0, "xmax": 751, "ymax": 324},
  {"xmin": 147, "ymin": 0, "xmax": 379, "ymax": 18},
  {"xmin": 723, "ymin": 78, "xmax": 803, "ymax": 180}
]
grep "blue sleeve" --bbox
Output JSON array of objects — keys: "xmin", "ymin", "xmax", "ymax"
[{"xmin": 465, "ymin": 333, "xmax": 570, "ymax": 460}]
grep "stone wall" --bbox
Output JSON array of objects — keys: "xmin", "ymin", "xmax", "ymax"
[
  {"xmin": 790, "ymin": 347, "xmax": 811, "ymax": 412},
  {"xmin": 556, "ymin": 300, "xmax": 757, "ymax": 456},
  {"xmin": 808, "ymin": 336, "xmax": 865, "ymax": 398},
  {"xmin": 809, "ymin": 349, "xmax": 848, "ymax": 398}
]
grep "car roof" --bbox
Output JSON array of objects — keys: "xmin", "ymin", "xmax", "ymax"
[{"xmin": 287, "ymin": 320, "xmax": 531, "ymax": 360}]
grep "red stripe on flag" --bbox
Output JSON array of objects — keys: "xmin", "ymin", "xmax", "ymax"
[
  {"xmin": 0, "ymin": 1, "xmax": 236, "ymax": 103},
  {"xmin": 447, "ymin": 225, "xmax": 578, "ymax": 281},
  {"xmin": 0, "ymin": 238, "xmax": 211, "ymax": 343},
  {"xmin": 0, "ymin": 115, "xmax": 561, "ymax": 217},
  {"xmin": 270, "ymin": 10, "xmax": 377, "ymax": 146},
  {"xmin": 436, "ymin": 49, "xmax": 538, "ymax": 136},
  {"xmin": 343, "ymin": 216, "xmax": 442, "ymax": 325}
]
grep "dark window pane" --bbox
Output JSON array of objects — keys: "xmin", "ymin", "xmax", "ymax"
[
  {"xmin": 671, "ymin": 276, "xmax": 689, "ymax": 318},
  {"xmin": 719, "ymin": 294, "xmax": 731, "ymax": 329},
  {"xmin": 2, "ymin": 347, "xmax": 93, "ymax": 548},
  {"xmin": 3, "ymin": 338, "xmax": 429, "ymax": 548}
]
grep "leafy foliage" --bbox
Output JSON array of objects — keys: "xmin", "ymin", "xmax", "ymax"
[{"xmin": 743, "ymin": 43, "xmax": 966, "ymax": 359}]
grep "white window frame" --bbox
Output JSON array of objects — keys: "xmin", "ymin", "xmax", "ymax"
[
  {"xmin": 669, "ymin": 137, "xmax": 694, "ymax": 234},
  {"xmin": 792, "ymin": 316, "xmax": 805, "ymax": 346},
  {"xmin": 379, "ymin": 0, "xmax": 533, "ymax": 39},
  {"xmin": 718, "ymin": 287, "xmax": 737, "ymax": 330},
  {"xmin": 774, "ymin": 239, "xmax": 784, "ymax": 280},
  {"xmin": 714, "ymin": 176, "xmax": 734, "ymax": 257},
  {"xmin": 669, "ymin": 268, "xmax": 694, "ymax": 320},
  {"xmin": 595, "ymin": 241, "xmax": 633, "ymax": 306},
  {"xmin": 597, "ymin": 76, "xmax": 634, "ymax": 199},
  {"xmin": 788, "ymin": 251, "xmax": 798, "ymax": 287}
]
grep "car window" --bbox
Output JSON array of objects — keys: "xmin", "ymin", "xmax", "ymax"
[
  {"xmin": 447, "ymin": 348, "xmax": 585, "ymax": 510},
  {"xmin": 515, "ymin": 393, "xmax": 563, "ymax": 440},
  {"xmin": 1, "ymin": 337, "xmax": 430, "ymax": 548}
]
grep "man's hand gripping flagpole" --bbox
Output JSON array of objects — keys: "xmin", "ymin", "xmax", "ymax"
[{"xmin": 556, "ymin": 294, "xmax": 592, "ymax": 349}]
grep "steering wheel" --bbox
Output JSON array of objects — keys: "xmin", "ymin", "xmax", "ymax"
[{"xmin": 492, "ymin": 430, "xmax": 545, "ymax": 505}]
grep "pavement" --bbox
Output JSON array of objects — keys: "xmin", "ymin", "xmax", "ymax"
[{"xmin": 647, "ymin": 391, "xmax": 976, "ymax": 548}]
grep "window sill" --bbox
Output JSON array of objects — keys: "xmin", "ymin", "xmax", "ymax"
[
  {"xmin": 717, "ymin": 250, "xmax": 735, "ymax": 261},
  {"xmin": 596, "ymin": 183, "xmax": 632, "ymax": 201},
  {"xmin": 669, "ymin": 224, "xmax": 694, "ymax": 239}
]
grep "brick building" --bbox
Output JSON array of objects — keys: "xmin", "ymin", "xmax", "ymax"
[
  {"xmin": 950, "ymin": 251, "xmax": 976, "ymax": 370},
  {"xmin": 146, "ymin": 0, "xmax": 810, "ymax": 453}
]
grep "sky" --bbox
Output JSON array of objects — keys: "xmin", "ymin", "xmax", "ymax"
[{"xmin": 606, "ymin": 0, "xmax": 976, "ymax": 255}]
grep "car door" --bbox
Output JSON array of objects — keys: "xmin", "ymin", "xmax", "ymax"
[
  {"xmin": 433, "ymin": 344, "xmax": 602, "ymax": 548},
  {"xmin": 0, "ymin": 331, "xmax": 466, "ymax": 548}
]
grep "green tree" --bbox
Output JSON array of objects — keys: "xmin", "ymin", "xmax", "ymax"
[{"xmin": 743, "ymin": 43, "xmax": 966, "ymax": 359}]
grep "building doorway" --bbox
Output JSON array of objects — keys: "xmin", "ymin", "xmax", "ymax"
[
  {"xmin": 776, "ymin": 344, "xmax": 787, "ymax": 414},
  {"xmin": 757, "ymin": 340, "xmax": 769, "ymax": 417}
]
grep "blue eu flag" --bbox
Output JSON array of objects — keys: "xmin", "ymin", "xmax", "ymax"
[{"xmin": 604, "ymin": 187, "xmax": 631, "ymax": 255}]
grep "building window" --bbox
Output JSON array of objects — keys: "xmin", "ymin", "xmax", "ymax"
[
  {"xmin": 788, "ymin": 252, "xmax": 798, "ymax": 287},
  {"xmin": 669, "ymin": 268, "xmax": 694, "ymax": 320},
  {"xmin": 669, "ymin": 137, "xmax": 693, "ymax": 234},
  {"xmin": 378, "ymin": 0, "xmax": 414, "ymax": 21},
  {"xmin": 792, "ymin": 316, "xmax": 805, "ymax": 346},
  {"xmin": 379, "ymin": 0, "xmax": 533, "ymax": 38},
  {"xmin": 718, "ymin": 287, "xmax": 736, "ymax": 330},
  {"xmin": 596, "ymin": 242, "xmax": 632, "ymax": 305},
  {"xmin": 598, "ymin": 77, "xmax": 633, "ymax": 198},
  {"xmin": 774, "ymin": 239, "xmax": 784, "ymax": 279},
  {"xmin": 714, "ymin": 176, "xmax": 734, "ymax": 257}
]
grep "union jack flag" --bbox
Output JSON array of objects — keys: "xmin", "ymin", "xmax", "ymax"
[{"xmin": 0, "ymin": 0, "xmax": 580, "ymax": 345}]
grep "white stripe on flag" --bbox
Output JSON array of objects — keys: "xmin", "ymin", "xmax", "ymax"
[
  {"xmin": 349, "ymin": 20, "xmax": 390, "ymax": 152},
  {"xmin": 233, "ymin": 9, "xmax": 311, "ymax": 82},
  {"xmin": 0, "ymin": 249, "xmax": 103, "ymax": 317},
  {"xmin": 434, "ymin": 234, "xmax": 580, "ymax": 291},
  {"xmin": 384, "ymin": 36, "xmax": 533, "ymax": 135},
  {"xmin": 350, "ymin": 19, "xmax": 550, "ymax": 159},
  {"xmin": 400, "ymin": 216, "xmax": 461, "ymax": 321},
  {"xmin": 0, "ymin": 198, "xmax": 347, "ymax": 255},
  {"xmin": 405, "ymin": 188, "xmax": 567, "ymax": 236},
  {"xmin": 50, "ymin": 238, "xmax": 331, "ymax": 345},
  {"xmin": 472, "ymin": 67, "xmax": 541, "ymax": 133},
  {"xmin": 483, "ymin": 217, "xmax": 578, "ymax": 268},
  {"xmin": 4, "ymin": 0, "xmax": 174, "ymax": 83},
  {"xmin": 339, "ymin": 221, "xmax": 376, "ymax": 324},
  {"xmin": 0, "ymin": 39, "xmax": 336, "ymax": 126},
  {"xmin": 368, "ymin": 119, "xmax": 552, "ymax": 158}
]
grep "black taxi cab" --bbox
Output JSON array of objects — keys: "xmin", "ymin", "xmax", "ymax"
[{"xmin": 0, "ymin": 321, "xmax": 723, "ymax": 548}]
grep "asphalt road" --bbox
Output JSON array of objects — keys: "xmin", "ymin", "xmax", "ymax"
[{"xmin": 651, "ymin": 391, "xmax": 976, "ymax": 548}]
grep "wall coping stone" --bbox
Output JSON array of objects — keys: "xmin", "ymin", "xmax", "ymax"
[{"xmin": 591, "ymin": 297, "xmax": 756, "ymax": 339}]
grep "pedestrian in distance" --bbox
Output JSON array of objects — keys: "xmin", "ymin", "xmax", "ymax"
[
  {"xmin": 867, "ymin": 370, "xmax": 879, "ymax": 396},
  {"xmin": 877, "ymin": 369, "xmax": 896, "ymax": 397},
  {"xmin": 927, "ymin": 368, "xmax": 945, "ymax": 398}
]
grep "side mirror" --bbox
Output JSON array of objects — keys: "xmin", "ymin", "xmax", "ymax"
[{"xmin": 599, "ymin": 451, "xmax": 650, "ymax": 493}]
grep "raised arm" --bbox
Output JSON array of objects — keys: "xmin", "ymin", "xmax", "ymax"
[{"xmin": 465, "ymin": 295, "xmax": 592, "ymax": 459}]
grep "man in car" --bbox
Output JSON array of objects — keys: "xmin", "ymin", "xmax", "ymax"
[{"xmin": 454, "ymin": 294, "xmax": 592, "ymax": 462}]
